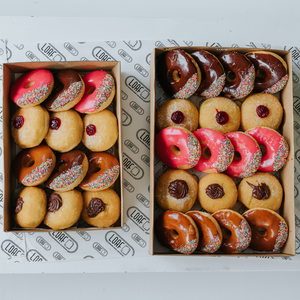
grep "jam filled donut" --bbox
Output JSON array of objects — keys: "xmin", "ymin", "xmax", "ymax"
[
  {"xmin": 156, "ymin": 49, "xmax": 201, "ymax": 99},
  {"xmin": 155, "ymin": 126, "xmax": 201, "ymax": 169},
  {"xmin": 11, "ymin": 105, "xmax": 50, "ymax": 149},
  {"xmin": 154, "ymin": 169, "xmax": 198, "ymax": 213},
  {"xmin": 155, "ymin": 210, "xmax": 199, "ymax": 254},
  {"xmin": 10, "ymin": 69, "xmax": 54, "ymax": 108},
  {"xmin": 245, "ymin": 51, "xmax": 288, "ymax": 94},
  {"xmin": 45, "ymin": 150, "xmax": 88, "ymax": 192},
  {"xmin": 246, "ymin": 127, "xmax": 289, "ymax": 172},
  {"xmin": 241, "ymin": 93, "xmax": 283, "ymax": 131},
  {"xmin": 156, "ymin": 99, "xmax": 199, "ymax": 132},
  {"xmin": 190, "ymin": 50, "xmax": 226, "ymax": 98},
  {"xmin": 198, "ymin": 173, "xmax": 237, "ymax": 213},
  {"xmin": 225, "ymin": 132, "xmax": 262, "ymax": 178},
  {"xmin": 186, "ymin": 211, "xmax": 222, "ymax": 253},
  {"xmin": 75, "ymin": 70, "xmax": 115, "ymax": 114},
  {"xmin": 193, "ymin": 128, "xmax": 234, "ymax": 173},
  {"xmin": 243, "ymin": 208, "xmax": 288, "ymax": 252},
  {"xmin": 213, "ymin": 209, "xmax": 251, "ymax": 254},
  {"xmin": 238, "ymin": 172, "xmax": 283, "ymax": 211},
  {"xmin": 44, "ymin": 70, "xmax": 85, "ymax": 111},
  {"xmin": 199, "ymin": 97, "xmax": 241, "ymax": 134},
  {"xmin": 218, "ymin": 52, "xmax": 255, "ymax": 100},
  {"xmin": 12, "ymin": 145, "xmax": 56, "ymax": 186},
  {"xmin": 79, "ymin": 152, "xmax": 120, "ymax": 191}
]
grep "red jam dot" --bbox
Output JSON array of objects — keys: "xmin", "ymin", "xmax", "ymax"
[
  {"xmin": 86, "ymin": 124, "xmax": 96, "ymax": 136},
  {"xmin": 13, "ymin": 116, "xmax": 24, "ymax": 129},
  {"xmin": 171, "ymin": 111, "xmax": 184, "ymax": 124},
  {"xmin": 256, "ymin": 105, "xmax": 269, "ymax": 118},
  {"xmin": 216, "ymin": 111, "xmax": 229, "ymax": 125},
  {"xmin": 50, "ymin": 117, "xmax": 61, "ymax": 130}
]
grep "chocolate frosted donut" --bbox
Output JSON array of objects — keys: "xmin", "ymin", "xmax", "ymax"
[{"xmin": 157, "ymin": 49, "xmax": 201, "ymax": 99}]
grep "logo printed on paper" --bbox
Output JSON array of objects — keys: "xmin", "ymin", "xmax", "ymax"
[
  {"xmin": 76, "ymin": 231, "xmax": 91, "ymax": 241},
  {"xmin": 295, "ymin": 186, "xmax": 299, "ymax": 199},
  {"xmin": 36, "ymin": 236, "xmax": 51, "ymax": 251},
  {"xmin": 0, "ymin": 172, "xmax": 3, "ymax": 183},
  {"xmin": 38, "ymin": 43, "xmax": 66, "ymax": 61},
  {"xmin": 131, "ymin": 233, "xmax": 146, "ymax": 248},
  {"xmin": 25, "ymin": 51, "xmax": 40, "ymax": 62},
  {"xmin": 53, "ymin": 252, "xmax": 66, "ymax": 261},
  {"xmin": 295, "ymin": 214, "xmax": 300, "ymax": 228},
  {"xmin": 6, "ymin": 46, "xmax": 12, "ymax": 60},
  {"xmin": 0, "ymin": 188, "xmax": 3, "ymax": 202},
  {"xmin": 92, "ymin": 46, "xmax": 116, "ymax": 61},
  {"xmin": 123, "ymin": 178, "xmax": 135, "ymax": 193},
  {"xmin": 296, "ymin": 236, "xmax": 300, "ymax": 254},
  {"xmin": 146, "ymin": 116, "xmax": 150, "ymax": 124},
  {"xmin": 284, "ymin": 46, "xmax": 300, "ymax": 69},
  {"xmin": 121, "ymin": 90, "xmax": 128, "ymax": 101},
  {"xmin": 83, "ymin": 255, "xmax": 94, "ymax": 260},
  {"xmin": 48, "ymin": 232, "xmax": 78, "ymax": 253},
  {"xmin": 206, "ymin": 42, "xmax": 222, "ymax": 47},
  {"xmin": 106, "ymin": 41, "xmax": 116, "ymax": 48},
  {"xmin": 122, "ymin": 108, "xmax": 132, "ymax": 126},
  {"xmin": 136, "ymin": 129, "xmax": 150, "ymax": 149},
  {"xmin": 1, "ymin": 240, "xmax": 24, "ymax": 257},
  {"xmin": 64, "ymin": 42, "xmax": 79, "ymax": 56},
  {"xmin": 127, "ymin": 206, "xmax": 150, "ymax": 234},
  {"xmin": 80, "ymin": 57, "xmax": 88, "ymax": 61},
  {"xmin": 130, "ymin": 101, "xmax": 144, "ymax": 115},
  {"xmin": 14, "ymin": 44, "xmax": 24, "ymax": 50},
  {"xmin": 0, "ymin": 213, "xmax": 3, "ymax": 225},
  {"xmin": 121, "ymin": 223, "xmax": 130, "ymax": 232},
  {"xmin": 155, "ymin": 41, "xmax": 165, "ymax": 48},
  {"xmin": 125, "ymin": 76, "xmax": 150, "ymax": 102},
  {"xmin": 295, "ymin": 149, "xmax": 300, "ymax": 164},
  {"xmin": 136, "ymin": 193, "xmax": 150, "ymax": 208},
  {"xmin": 118, "ymin": 49, "xmax": 133, "ymax": 63},
  {"xmin": 134, "ymin": 63, "xmax": 149, "ymax": 77},
  {"xmin": 168, "ymin": 39, "xmax": 180, "ymax": 47},
  {"xmin": 123, "ymin": 153, "xmax": 144, "ymax": 180},
  {"xmin": 0, "ymin": 106, "xmax": 3, "ymax": 122},
  {"xmin": 26, "ymin": 249, "xmax": 47, "ymax": 262},
  {"xmin": 293, "ymin": 71, "xmax": 299, "ymax": 83},
  {"xmin": 93, "ymin": 242, "xmax": 108, "ymax": 257},
  {"xmin": 0, "ymin": 48, "xmax": 3, "ymax": 56},
  {"xmin": 155, "ymin": 164, "xmax": 168, "ymax": 180},
  {"xmin": 124, "ymin": 40, "xmax": 142, "ymax": 51},
  {"xmin": 183, "ymin": 41, "xmax": 193, "ymax": 47},
  {"xmin": 294, "ymin": 97, "xmax": 300, "ymax": 117},
  {"xmin": 294, "ymin": 121, "xmax": 300, "ymax": 136},
  {"xmin": 141, "ymin": 154, "xmax": 150, "ymax": 167},
  {"xmin": 105, "ymin": 231, "xmax": 135, "ymax": 257},
  {"xmin": 124, "ymin": 139, "xmax": 139, "ymax": 154},
  {"xmin": 261, "ymin": 43, "xmax": 271, "ymax": 49},
  {"xmin": 146, "ymin": 53, "xmax": 151, "ymax": 65},
  {"xmin": 12, "ymin": 232, "xmax": 23, "ymax": 240}
]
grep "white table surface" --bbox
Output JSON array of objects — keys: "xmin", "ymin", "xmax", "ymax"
[{"xmin": 1, "ymin": 1, "xmax": 300, "ymax": 298}]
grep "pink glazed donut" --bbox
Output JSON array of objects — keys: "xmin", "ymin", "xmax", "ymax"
[
  {"xmin": 225, "ymin": 132, "xmax": 262, "ymax": 178},
  {"xmin": 10, "ymin": 69, "xmax": 54, "ymax": 108},
  {"xmin": 74, "ymin": 70, "xmax": 115, "ymax": 114},
  {"xmin": 193, "ymin": 128, "xmax": 234, "ymax": 173},
  {"xmin": 155, "ymin": 126, "xmax": 201, "ymax": 169},
  {"xmin": 246, "ymin": 127, "xmax": 289, "ymax": 172}
]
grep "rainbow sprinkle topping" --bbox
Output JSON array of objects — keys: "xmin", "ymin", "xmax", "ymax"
[
  {"xmin": 87, "ymin": 165, "xmax": 120, "ymax": 189},
  {"xmin": 173, "ymin": 239, "xmax": 197, "ymax": 254},
  {"xmin": 236, "ymin": 219, "xmax": 251, "ymax": 252},
  {"xmin": 173, "ymin": 73, "xmax": 198, "ymax": 99},
  {"xmin": 94, "ymin": 74, "xmax": 114, "ymax": 110},
  {"xmin": 187, "ymin": 134, "xmax": 201, "ymax": 167},
  {"xmin": 201, "ymin": 234, "xmax": 221, "ymax": 253},
  {"xmin": 49, "ymin": 165, "xmax": 82, "ymax": 189},
  {"xmin": 273, "ymin": 220, "xmax": 288, "ymax": 252},
  {"xmin": 262, "ymin": 74, "xmax": 289, "ymax": 94},
  {"xmin": 50, "ymin": 81, "xmax": 83, "ymax": 110},
  {"xmin": 216, "ymin": 137, "xmax": 234, "ymax": 172},
  {"xmin": 239, "ymin": 149, "xmax": 262, "ymax": 178},
  {"xmin": 273, "ymin": 137, "xmax": 289, "ymax": 171},
  {"xmin": 201, "ymin": 73, "xmax": 226, "ymax": 99},
  {"xmin": 232, "ymin": 65, "xmax": 255, "ymax": 99},
  {"xmin": 17, "ymin": 83, "xmax": 50, "ymax": 106},
  {"xmin": 22, "ymin": 159, "xmax": 53, "ymax": 185}
]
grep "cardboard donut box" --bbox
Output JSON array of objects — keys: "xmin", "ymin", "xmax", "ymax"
[
  {"xmin": 2, "ymin": 61, "xmax": 124, "ymax": 232},
  {"xmin": 149, "ymin": 46, "xmax": 295, "ymax": 256}
]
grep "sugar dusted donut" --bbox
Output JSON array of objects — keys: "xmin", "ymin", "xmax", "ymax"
[
  {"xmin": 12, "ymin": 145, "xmax": 56, "ymax": 186},
  {"xmin": 190, "ymin": 50, "xmax": 226, "ymax": 98},
  {"xmin": 79, "ymin": 152, "xmax": 120, "ymax": 191},
  {"xmin": 245, "ymin": 51, "xmax": 288, "ymax": 94},
  {"xmin": 243, "ymin": 208, "xmax": 288, "ymax": 252},
  {"xmin": 156, "ymin": 99, "xmax": 199, "ymax": 132},
  {"xmin": 193, "ymin": 128, "xmax": 234, "ymax": 173},
  {"xmin": 238, "ymin": 172, "xmax": 283, "ymax": 211},
  {"xmin": 241, "ymin": 93, "xmax": 283, "ymax": 131},
  {"xmin": 218, "ymin": 52, "xmax": 255, "ymax": 100},
  {"xmin": 186, "ymin": 211, "xmax": 222, "ymax": 253},
  {"xmin": 74, "ymin": 70, "xmax": 115, "ymax": 114},
  {"xmin": 44, "ymin": 70, "xmax": 85, "ymax": 111},
  {"xmin": 156, "ymin": 49, "xmax": 201, "ymax": 99},
  {"xmin": 199, "ymin": 97, "xmax": 241, "ymax": 134},
  {"xmin": 155, "ymin": 210, "xmax": 199, "ymax": 254},
  {"xmin": 225, "ymin": 132, "xmax": 262, "ymax": 178},
  {"xmin": 155, "ymin": 126, "xmax": 201, "ymax": 169},
  {"xmin": 10, "ymin": 69, "xmax": 54, "ymax": 108},
  {"xmin": 246, "ymin": 127, "xmax": 289, "ymax": 172},
  {"xmin": 154, "ymin": 169, "xmax": 197, "ymax": 213},
  {"xmin": 213, "ymin": 209, "xmax": 251, "ymax": 253}
]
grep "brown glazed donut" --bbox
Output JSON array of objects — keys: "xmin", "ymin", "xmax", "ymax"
[
  {"xmin": 218, "ymin": 52, "xmax": 255, "ymax": 100},
  {"xmin": 12, "ymin": 145, "xmax": 56, "ymax": 186},
  {"xmin": 245, "ymin": 51, "xmax": 288, "ymax": 94},
  {"xmin": 156, "ymin": 49, "xmax": 201, "ymax": 99},
  {"xmin": 44, "ymin": 70, "xmax": 85, "ymax": 111},
  {"xmin": 243, "ymin": 208, "xmax": 288, "ymax": 252},
  {"xmin": 155, "ymin": 210, "xmax": 199, "ymax": 254}
]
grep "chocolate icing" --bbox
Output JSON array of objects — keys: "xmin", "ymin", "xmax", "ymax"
[
  {"xmin": 168, "ymin": 180, "xmax": 188, "ymax": 199},
  {"xmin": 247, "ymin": 182, "xmax": 270, "ymax": 200},
  {"xmin": 88, "ymin": 198, "xmax": 105, "ymax": 218},
  {"xmin": 48, "ymin": 193, "xmax": 62, "ymax": 212},
  {"xmin": 15, "ymin": 197, "xmax": 24, "ymax": 214},
  {"xmin": 205, "ymin": 184, "xmax": 224, "ymax": 199}
]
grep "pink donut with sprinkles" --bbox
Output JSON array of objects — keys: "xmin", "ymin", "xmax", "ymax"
[
  {"xmin": 10, "ymin": 69, "xmax": 54, "ymax": 108},
  {"xmin": 155, "ymin": 126, "xmax": 201, "ymax": 169},
  {"xmin": 246, "ymin": 127, "xmax": 289, "ymax": 172},
  {"xmin": 75, "ymin": 70, "xmax": 115, "ymax": 114},
  {"xmin": 225, "ymin": 132, "xmax": 262, "ymax": 178},
  {"xmin": 193, "ymin": 128, "xmax": 234, "ymax": 173}
]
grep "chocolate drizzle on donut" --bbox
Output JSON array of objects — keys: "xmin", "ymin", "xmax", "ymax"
[
  {"xmin": 15, "ymin": 197, "xmax": 24, "ymax": 214},
  {"xmin": 47, "ymin": 193, "xmax": 62, "ymax": 212},
  {"xmin": 247, "ymin": 182, "xmax": 270, "ymax": 200},
  {"xmin": 88, "ymin": 198, "xmax": 105, "ymax": 218},
  {"xmin": 256, "ymin": 105, "xmax": 269, "ymax": 118},
  {"xmin": 171, "ymin": 111, "xmax": 184, "ymax": 124},
  {"xmin": 168, "ymin": 180, "xmax": 188, "ymax": 199},
  {"xmin": 206, "ymin": 184, "xmax": 224, "ymax": 199}
]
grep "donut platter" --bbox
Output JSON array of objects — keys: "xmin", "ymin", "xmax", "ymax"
[
  {"xmin": 149, "ymin": 47, "xmax": 295, "ymax": 256},
  {"xmin": 2, "ymin": 61, "xmax": 124, "ymax": 232}
]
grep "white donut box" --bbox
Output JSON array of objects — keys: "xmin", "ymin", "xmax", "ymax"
[{"xmin": 149, "ymin": 47, "xmax": 295, "ymax": 256}]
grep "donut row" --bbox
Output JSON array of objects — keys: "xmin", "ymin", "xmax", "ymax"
[
  {"xmin": 157, "ymin": 49, "xmax": 288, "ymax": 100},
  {"xmin": 14, "ymin": 186, "xmax": 121, "ymax": 230}
]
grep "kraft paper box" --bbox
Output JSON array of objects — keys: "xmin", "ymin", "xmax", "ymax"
[
  {"xmin": 149, "ymin": 46, "xmax": 295, "ymax": 256},
  {"xmin": 2, "ymin": 61, "xmax": 124, "ymax": 232}
]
